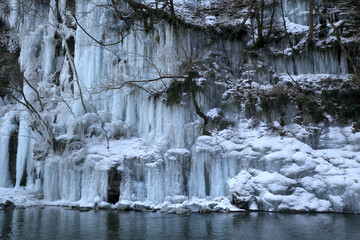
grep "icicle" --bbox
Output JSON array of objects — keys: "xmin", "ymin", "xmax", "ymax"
[
  {"xmin": 42, "ymin": 0, "xmax": 58, "ymax": 80},
  {"xmin": 9, "ymin": 0, "xmax": 18, "ymax": 27},
  {"xmin": 0, "ymin": 114, "xmax": 16, "ymax": 188},
  {"xmin": 15, "ymin": 120, "xmax": 33, "ymax": 188},
  {"xmin": 44, "ymin": 156, "xmax": 60, "ymax": 200}
]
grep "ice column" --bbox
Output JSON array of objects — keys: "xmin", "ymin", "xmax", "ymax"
[
  {"xmin": 15, "ymin": 120, "xmax": 34, "ymax": 188},
  {"xmin": 0, "ymin": 115, "xmax": 16, "ymax": 188},
  {"xmin": 44, "ymin": 156, "xmax": 60, "ymax": 200}
]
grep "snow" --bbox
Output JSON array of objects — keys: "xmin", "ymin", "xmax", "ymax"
[
  {"xmin": 225, "ymin": 122, "xmax": 360, "ymax": 212},
  {"xmin": 284, "ymin": 17, "xmax": 309, "ymax": 35},
  {"xmin": 206, "ymin": 108, "xmax": 221, "ymax": 118},
  {"xmin": 205, "ymin": 16, "xmax": 216, "ymax": 25},
  {"xmin": 0, "ymin": 187, "xmax": 41, "ymax": 207}
]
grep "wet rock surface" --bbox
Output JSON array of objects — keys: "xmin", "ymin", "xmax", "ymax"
[{"xmin": 0, "ymin": 200, "xmax": 15, "ymax": 210}]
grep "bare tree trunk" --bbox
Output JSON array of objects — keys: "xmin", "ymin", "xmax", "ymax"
[
  {"xmin": 315, "ymin": 7, "xmax": 359, "ymax": 82},
  {"xmin": 169, "ymin": 0, "xmax": 175, "ymax": 18},
  {"xmin": 255, "ymin": 0, "xmax": 265, "ymax": 47},
  {"xmin": 266, "ymin": 0, "xmax": 276, "ymax": 39},
  {"xmin": 308, "ymin": 0, "xmax": 314, "ymax": 43},
  {"xmin": 63, "ymin": 39, "xmax": 88, "ymax": 114},
  {"xmin": 188, "ymin": 74, "xmax": 209, "ymax": 135},
  {"xmin": 280, "ymin": 0, "xmax": 297, "ymax": 75}
]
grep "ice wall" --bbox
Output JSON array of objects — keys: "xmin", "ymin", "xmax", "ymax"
[
  {"xmin": 0, "ymin": 0, "xmax": 359, "ymax": 212},
  {"xmin": 72, "ymin": 0, "xmax": 228, "ymax": 145}
]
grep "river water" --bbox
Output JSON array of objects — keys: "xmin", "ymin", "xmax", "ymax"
[{"xmin": 0, "ymin": 207, "xmax": 359, "ymax": 239}]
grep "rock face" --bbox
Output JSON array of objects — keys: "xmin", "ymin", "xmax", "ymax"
[
  {"xmin": 0, "ymin": 21, "xmax": 21, "ymax": 98},
  {"xmin": 8, "ymin": 129, "xmax": 18, "ymax": 185},
  {"xmin": 231, "ymin": 193, "xmax": 250, "ymax": 211},
  {"xmin": 0, "ymin": 200, "xmax": 15, "ymax": 210},
  {"xmin": 107, "ymin": 167, "xmax": 121, "ymax": 204},
  {"xmin": 0, "ymin": 0, "xmax": 359, "ymax": 213}
]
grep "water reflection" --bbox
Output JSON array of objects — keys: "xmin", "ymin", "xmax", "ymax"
[
  {"xmin": 1, "ymin": 209, "xmax": 13, "ymax": 239},
  {"xmin": 0, "ymin": 208, "xmax": 359, "ymax": 240}
]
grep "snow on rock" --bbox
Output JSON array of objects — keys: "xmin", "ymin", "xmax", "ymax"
[
  {"xmin": 206, "ymin": 108, "xmax": 221, "ymax": 119},
  {"xmin": 225, "ymin": 122, "xmax": 360, "ymax": 212},
  {"xmin": 0, "ymin": 187, "xmax": 41, "ymax": 207}
]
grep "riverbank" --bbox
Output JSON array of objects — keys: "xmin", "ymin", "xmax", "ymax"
[
  {"xmin": 3, "ymin": 187, "xmax": 360, "ymax": 214},
  {"xmin": 0, "ymin": 187, "xmax": 242, "ymax": 214}
]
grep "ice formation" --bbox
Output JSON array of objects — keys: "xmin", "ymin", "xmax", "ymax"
[{"xmin": 0, "ymin": 0, "xmax": 359, "ymax": 213}]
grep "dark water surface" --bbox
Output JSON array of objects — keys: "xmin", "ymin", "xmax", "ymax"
[{"xmin": 0, "ymin": 207, "xmax": 359, "ymax": 240}]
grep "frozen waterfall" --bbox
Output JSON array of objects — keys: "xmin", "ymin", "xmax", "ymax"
[{"xmin": 0, "ymin": 0, "xmax": 359, "ymax": 213}]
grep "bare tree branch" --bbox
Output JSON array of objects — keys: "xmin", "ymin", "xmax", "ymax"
[{"xmin": 314, "ymin": 5, "xmax": 359, "ymax": 82}]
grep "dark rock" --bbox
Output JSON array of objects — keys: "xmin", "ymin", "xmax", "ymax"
[
  {"xmin": 94, "ymin": 203, "xmax": 99, "ymax": 210},
  {"xmin": 231, "ymin": 193, "xmax": 250, "ymax": 210},
  {"xmin": 132, "ymin": 203, "xmax": 151, "ymax": 211},
  {"xmin": 209, "ymin": 203, "xmax": 218, "ymax": 209},
  {"xmin": 185, "ymin": 203, "xmax": 202, "ymax": 213},
  {"xmin": 200, "ymin": 206, "xmax": 211, "ymax": 213},
  {"xmin": 117, "ymin": 203, "xmax": 131, "ymax": 211},
  {"xmin": 9, "ymin": 129, "xmax": 19, "ymax": 185},
  {"xmin": 36, "ymin": 194, "xmax": 44, "ymax": 200},
  {"xmin": 210, "ymin": 206, "xmax": 222, "ymax": 212},
  {"xmin": 0, "ymin": 20, "xmax": 21, "ymax": 98},
  {"xmin": 220, "ymin": 207, "xmax": 230, "ymax": 213},
  {"xmin": 107, "ymin": 166, "xmax": 121, "ymax": 204},
  {"xmin": 176, "ymin": 208, "xmax": 190, "ymax": 215},
  {"xmin": 94, "ymin": 202, "xmax": 110, "ymax": 210},
  {"xmin": 4, "ymin": 200, "xmax": 14, "ymax": 206},
  {"xmin": 53, "ymin": 137, "xmax": 67, "ymax": 153},
  {"xmin": 0, "ymin": 200, "xmax": 15, "ymax": 210},
  {"xmin": 141, "ymin": 208, "xmax": 157, "ymax": 212},
  {"xmin": 78, "ymin": 207, "xmax": 92, "ymax": 212}
]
